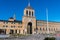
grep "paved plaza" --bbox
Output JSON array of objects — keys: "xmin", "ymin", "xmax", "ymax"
[
  {"xmin": 0, "ymin": 34, "xmax": 55, "ymax": 40},
  {"xmin": 0, "ymin": 34, "xmax": 46, "ymax": 40},
  {"xmin": 0, "ymin": 34, "xmax": 59, "ymax": 40}
]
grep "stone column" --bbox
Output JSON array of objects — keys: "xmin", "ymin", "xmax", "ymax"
[
  {"xmin": 14, "ymin": 29, "xmax": 15, "ymax": 34},
  {"xmin": 6, "ymin": 29, "xmax": 10, "ymax": 34},
  {"xmin": 28, "ymin": 10, "xmax": 29, "ymax": 16},
  {"xmin": 31, "ymin": 11, "xmax": 32, "ymax": 17},
  {"xmin": 17, "ymin": 30, "xmax": 19, "ymax": 33},
  {"xmin": 33, "ymin": 11, "xmax": 35, "ymax": 17}
]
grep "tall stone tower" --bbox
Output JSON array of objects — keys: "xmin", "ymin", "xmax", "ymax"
[{"xmin": 22, "ymin": 2, "xmax": 36, "ymax": 34}]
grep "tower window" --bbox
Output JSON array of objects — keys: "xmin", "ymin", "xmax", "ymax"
[
  {"xmin": 32, "ymin": 12, "xmax": 33, "ymax": 16},
  {"xmin": 29, "ymin": 11, "xmax": 31, "ymax": 16},
  {"xmin": 26, "ymin": 10, "xmax": 28, "ymax": 16}
]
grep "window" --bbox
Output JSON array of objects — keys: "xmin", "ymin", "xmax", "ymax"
[
  {"xmin": 14, "ymin": 26, "xmax": 15, "ymax": 28},
  {"xmin": 19, "ymin": 30, "xmax": 20, "ymax": 33},
  {"xmin": 15, "ymin": 30, "xmax": 17, "ymax": 33},
  {"xmin": 11, "ymin": 26, "xmax": 16, "ymax": 28},
  {"xmin": 29, "ymin": 11, "xmax": 31, "ymax": 16},
  {"xmin": 43, "ymin": 28, "xmax": 44, "ymax": 31},
  {"xmin": 3, "ymin": 25, "xmax": 5, "ymax": 27},
  {"xmin": 11, "ymin": 26, "xmax": 13, "ymax": 28},
  {"xmin": 32, "ymin": 11, "xmax": 33, "ymax": 16},
  {"xmin": 26, "ymin": 10, "xmax": 28, "ymax": 16},
  {"xmin": 18, "ymin": 26, "xmax": 22, "ymax": 28},
  {"xmin": 3, "ymin": 25, "xmax": 8, "ymax": 27},
  {"xmin": 23, "ymin": 30, "xmax": 24, "ymax": 33},
  {"xmin": 6, "ymin": 25, "xmax": 8, "ymax": 27},
  {"xmin": 36, "ymin": 28, "xmax": 38, "ymax": 30},
  {"xmin": 32, "ymin": 13, "xmax": 33, "ymax": 16}
]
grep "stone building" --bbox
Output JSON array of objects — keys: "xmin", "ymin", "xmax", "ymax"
[{"xmin": 0, "ymin": 3, "xmax": 60, "ymax": 35}]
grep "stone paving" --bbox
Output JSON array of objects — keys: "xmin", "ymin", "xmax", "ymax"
[{"xmin": 0, "ymin": 34, "xmax": 59, "ymax": 40}]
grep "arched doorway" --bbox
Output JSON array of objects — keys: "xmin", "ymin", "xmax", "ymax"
[
  {"xmin": 0, "ymin": 29, "xmax": 6, "ymax": 34},
  {"xmin": 27, "ymin": 22, "xmax": 32, "ymax": 34}
]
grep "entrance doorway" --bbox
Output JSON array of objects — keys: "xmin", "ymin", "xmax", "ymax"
[
  {"xmin": 27, "ymin": 22, "xmax": 32, "ymax": 34},
  {"xmin": 0, "ymin": 29, "xmax": 6, "ymax": 34}
]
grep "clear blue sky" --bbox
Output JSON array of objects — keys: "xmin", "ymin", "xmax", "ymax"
[{"xmin": 0, "ymin": 0, "xmax": 60, "ymax": 22}]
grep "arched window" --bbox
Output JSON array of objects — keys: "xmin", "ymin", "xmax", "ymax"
[
  {"xmin": 29, "ymin": 11, "xmax": 31, "ymax": 16},
  {"xmin": 32, "ymin": 11, "xmax": 33, "ymax": 16},
  {"xmin": 26, "ymin": 10, "xmax": 28, "ymax": 16}
]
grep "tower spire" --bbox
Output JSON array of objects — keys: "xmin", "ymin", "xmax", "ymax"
[{"xmin": 28, "ymin": 0, "xmax": 30, "ymax": 6}]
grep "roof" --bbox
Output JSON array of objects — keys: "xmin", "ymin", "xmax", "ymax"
[
  {"xmin": 36, "ymin": 20, "xmax": 60, "ymax": 23},
  {"xmin": 26, "ymin": 6, "xmax": 33, "ymax": 10},
  {"xmin": 0, "ymin": 20, "xmax": 22, "ymax": 23}
]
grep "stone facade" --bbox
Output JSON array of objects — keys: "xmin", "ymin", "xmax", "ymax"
[{"xmin": 0, "ymin": 3, "xmax": 60, "ymax": 35}]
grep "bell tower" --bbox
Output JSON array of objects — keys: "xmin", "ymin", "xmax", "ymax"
[
  {"xmin": 24, "ymin": 2, "xmax": 35, "ymax": 17},
  {"xmin": 22, "ymin": 1, "xmax": 36, "ymax": 34}
]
